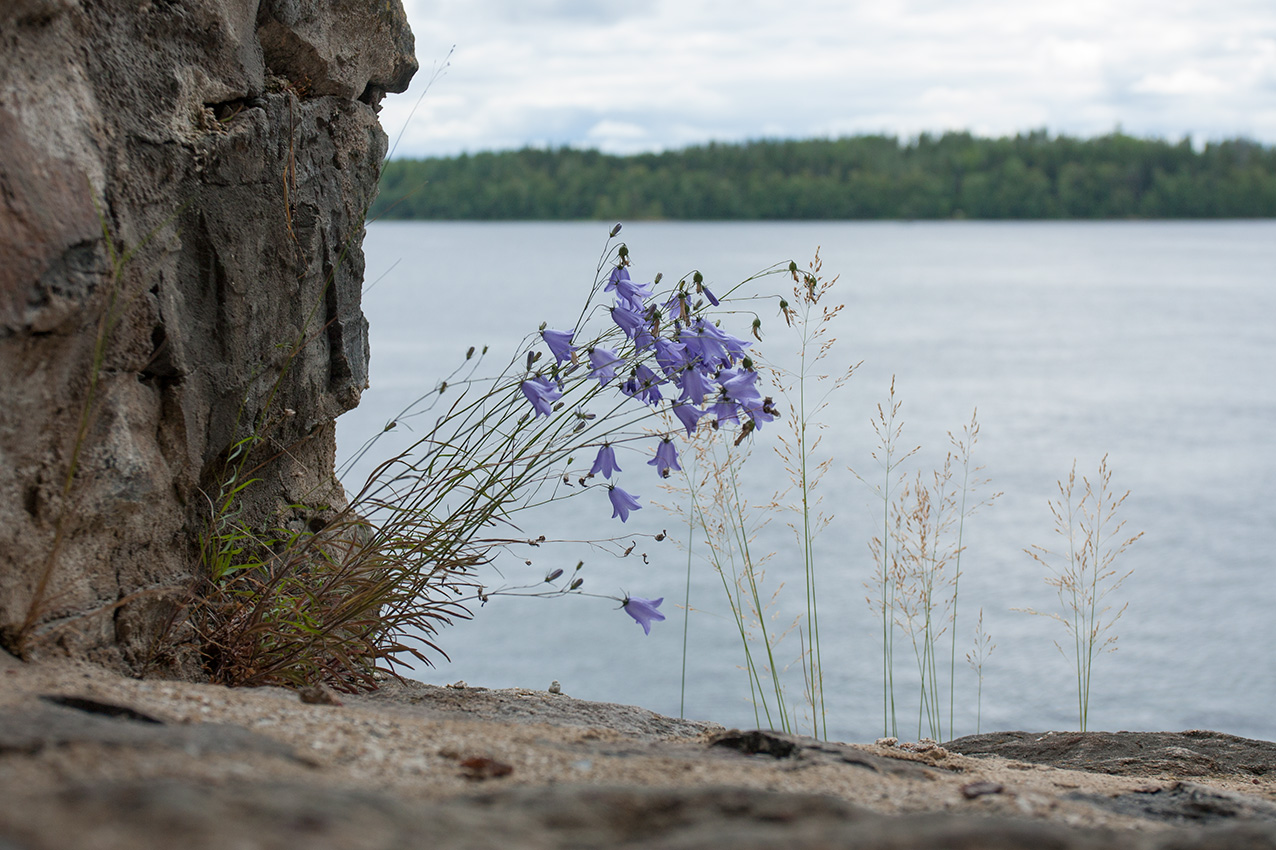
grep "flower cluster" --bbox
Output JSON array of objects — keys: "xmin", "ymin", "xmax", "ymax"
[
  {"xmin": 507, "ymin": 240, "xmax": 780, "ymax": 636},
  {"xmin": 519, "ymin": 257, "xmax": 778, "ymax": 531}
]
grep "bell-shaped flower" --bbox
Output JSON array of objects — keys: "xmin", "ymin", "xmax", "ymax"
[
  {"xmin": 607, "ymin": 484, "xmax": 641, "ymax": 522},
  {"xmin": 632, "ymin": 364, "xmax": 662, "ymax": 406},
  {"xmin": 676, "ymin": 364, "xmax": 714, "ymax": 405},
  {"xmin": 520, "ymin": 376, "xmax": 562, "ymax": 417},
  {"xmin": 588, "ymin": 347, "xmax": 622, "ymax": 385},
  {"xmin": 653, "ymin": 337, "xmax": 688, "ymax": 376},
  {"xmin": 647, "ymin": 437, "xmax": 681, "ymax": 478},
  {"xmin": 622, "ymin": 595, "xmax": 665, "ymax": 635},
  {"xmin": 682, "ymin": 319, "xmax": 750, "ymax": 367},
  {"xmin": 632, "ymin": 324, "xmax": 656, "ymax": 352},
  {"xmin": 605, "ymin": 265, "xmax": 630, "ymax": 295},
  {"xmin": 672, "ymin": 402, "xmax": 705, "ymax": 436},
  {"xmin": 742, "ymin": 395, "xmax": 779, "ymax": 431},
  {"xmin": 589, "ymin": 443, "xmax": 621, "ymax": 479},
  {"xmin": 718, "ymin": 367, "xmax": 765, "ymax": 409},
  {"xmin": 606, "ymin": 266, "xmax": 654, "ymax": 310},
  {"xmin": 710, "ymin": 395, "xmax": 740, "ymax": 426},
  {"xmin": 542, "ymin": 328, "xmax": 575, "ymax": 364},
  {"xmin": 617, "ymin": 279, "xmax": 654, "ymax": 312},
  {"xmin": 611, "ymin": 303, "xmax": 646, "ymax": 339}
]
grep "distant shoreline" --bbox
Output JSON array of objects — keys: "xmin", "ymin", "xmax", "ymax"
[{"xmin": 372, "ymin": 132, "xmax": 1276, "ymax": 222}]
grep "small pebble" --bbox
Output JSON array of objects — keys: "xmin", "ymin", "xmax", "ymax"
[
  {"xmin": 297, "ymin": 685, "xmax": 342, "ymax": 706},
  {"xmin": 961, "ymin": 781, "xmax": 1005, "ymax": 799},
  {"xmin": 459, "ymin": 756, "xmax": 513, "ymax": 780}
]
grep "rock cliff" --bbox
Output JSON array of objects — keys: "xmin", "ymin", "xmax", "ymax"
[{"xmin": 0, "ymin": 0, "xmax": 415, "ymax": 670}]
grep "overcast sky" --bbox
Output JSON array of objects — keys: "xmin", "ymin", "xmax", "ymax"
[{"xmin": 383, "ymin": 0, "xmax": 1276, "ymax": 157}]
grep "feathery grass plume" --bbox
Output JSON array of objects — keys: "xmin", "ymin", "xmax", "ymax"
[
  {"xmin": 766, "ymin": 252, "xmax": 856, "ymax": 740},
  {"xmin": 891, "ymin": 471, "xmax": 951, "ymax": 741},
  {"xmin": 965, "ymin": 607, "xmax": 995, "ymax": 734},
  {"xmin": 943, "ymin": 412, "xmax": 999, "ymax": 737},
  {"xmin": 857, "ymin": 377, "xmax": 918, "ymax": 738},
  {"xmin": 859, "ymin": 395, "xmax": 996, "ymax": 741},
  {"xmin": 1018, "ymin": 454, "xmax": 1143, "ymax": 731},
  {"xmin": 190, "ymin": 229, "xmax": 787, "ymax": 689}
]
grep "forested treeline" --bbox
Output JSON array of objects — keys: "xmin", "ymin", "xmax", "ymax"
[{"xmin": 371, "ymin": 131, "xmax": 1276, "ymax": 220}]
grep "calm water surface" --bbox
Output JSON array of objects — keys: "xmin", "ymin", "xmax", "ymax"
[{"xmin": 338, "ymin": 221, "xmax": 1276, "ymax": 742}]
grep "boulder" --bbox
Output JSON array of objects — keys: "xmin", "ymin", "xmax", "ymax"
[{"xmin": 0, "ymin": 0, "xmax": 415, "ymax": 671}]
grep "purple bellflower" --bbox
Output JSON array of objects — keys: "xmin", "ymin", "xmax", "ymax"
[
  {"xmin": 742, "ymin": 395, "xmax": 779, "ymax": 430},
  {"xmin": 520, "ymin": 376, "xmax": 562, "ymax": 417},
  {"xmin": 673, "ymin": 402, "xmax": 705, "ymax": 436},
  {"xmin": 710, "ymin": 394, "xmax": 740, "ymax": 426},
  {"xmin": 604, "ymin": 265, "xmax": 630, "ymax": 294},
  {"xmin": 622, "ymin": 595, "xmax": 665, "ymax": 635},
  {"xmin": 647, "ymin": 437, "xmax": 681, "ymax": 478},
  {"xmin": 700, "ymin": 284, "xmax": 720, "ymax": 306},
  {"xmin": 653, "ymin": 337, "xmax": 688, "ymax": 376},
  {"xmin": 542, "ymin": 328, "xmax": 575, "ymax": 364},
  {"xmin": 590, "ymin": 443, "xmax": 622, "ymax": 479},
  {"xmin": 617, "ymin": 280, "xmax": 654, "ymax": 312},
  {"xmin": 676, "ymin": 364, "xmax": 713, "ymax": 405},
  {"xmin": 587, "ymin": 347, "xmax": 622, "ymax": 385},
  {"xmin": 682, "ymin": 319, "xmax": 750, "ymax": 367},
  {"xmin": 607, "ymin": 484, "xmax": 641, "ymax": 522},
  {"xmin": 709, "ymin": 366, "xmax": 765, "ymax": 425},
  {"xmin": 629, "ymin": 364, "xmax": 662, "ymax": 406},
  {"xmin": 631, "ymin": 324, "xmax": 656, "ymax": 352},
  {"xmin": 611, "ymin": 303, "xmax": 646, "ymax": 339},
  {"xmin": 606, "ymin": 266, "xmax": 654, "ymax": 310},
  {"xmin": 719, "ymin": 367, "xmax": 764, "ymax": 406}
]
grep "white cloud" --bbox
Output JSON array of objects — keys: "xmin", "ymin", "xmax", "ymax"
[
  {"xmin": 380, "ymin": 0, "xmax": 1276, "ymax": 156},
  {"xmin": 1132, "ymin": 69, "xmax": 1229, "ymax": 96}
]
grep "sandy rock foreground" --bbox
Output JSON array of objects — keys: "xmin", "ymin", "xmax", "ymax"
[{"xmin": 2, "ymin": 650, "xmax": 1275, "ymax": 849}]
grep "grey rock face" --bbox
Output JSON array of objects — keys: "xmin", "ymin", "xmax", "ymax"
[
  {"xmin": 0, "ymin": 0, "xmax": 414, "ymax": 670},
  {"xmin": 946, "ymin": 731, "xmax": 1276, "ymax": 778},
  {"xmin": 0, "ymin": 701, "xmax": 310, "ymax": 764},
  {"xmin": 4, "ymin": 779, "xmax": 1276, "ymax": 850},
  {"xmin": 353, "ymin": 678, "xmax": 726, "ymax": 740}
]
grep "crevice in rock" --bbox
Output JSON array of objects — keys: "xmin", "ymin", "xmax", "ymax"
[
  {"xmin": 140, "ymin": 324, "xmax": 180, "ymax": 382},
  {"xmin": 39, "ymin": 695, "xmax": 164, "ymax": 724},
  {"xmin": 23, "ymin": 484, "xmax": 40, "ymax": 518},
  {"xmin": 358, "ymin": 83, "xmax": 386, "ymax": 109},
  {"xmin": 203, "ymin": 97, "xmax": 257, "ymax": 126},
  {"xmin": 711, "ymin": 730, "xmax": 801, "ymax": 759}
]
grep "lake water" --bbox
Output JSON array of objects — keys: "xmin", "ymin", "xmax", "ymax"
[{"xmin": 337, "ymin": 221, "xmax": 1276, "ymax": 743}]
